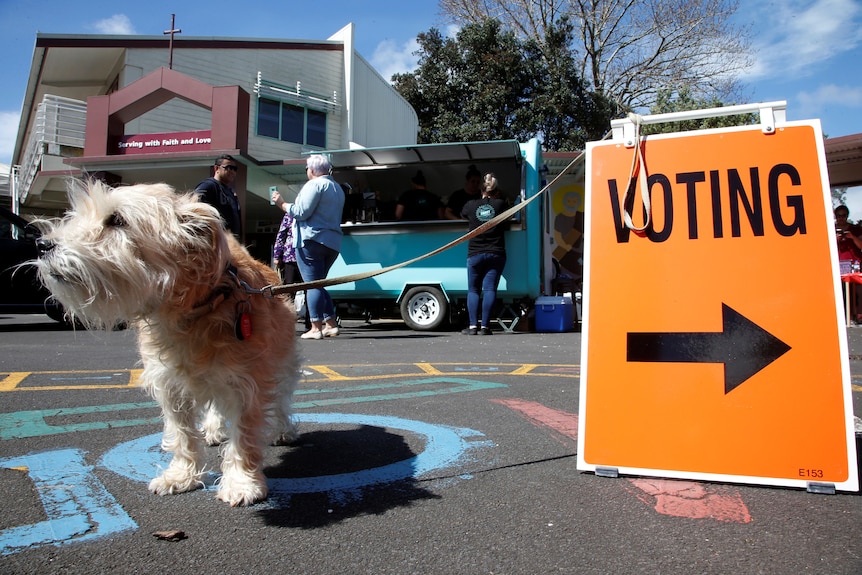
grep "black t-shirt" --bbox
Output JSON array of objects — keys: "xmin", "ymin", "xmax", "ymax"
[
  {"xmin": 397, "ymin": 188, "xmax": 442, "ymax": 221},
  {"xmin": 461, "ymin": 196, "xmax": 509, "ymax": 257},
  {"xmin": 194, "ymin": 177, "xmax": 242, "ymax": 237},
  {"xmin": 446, "ymin": 188, "xmax": 478, "ymax": 218}
]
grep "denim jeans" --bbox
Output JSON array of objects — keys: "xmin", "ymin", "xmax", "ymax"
[
  {"xmin": 296, "ymin": 240, "xmax": 339, "ymax": 323},
  {"xmin": 466, "ymin": 252, "xmax": 506, "ymax": 327}
]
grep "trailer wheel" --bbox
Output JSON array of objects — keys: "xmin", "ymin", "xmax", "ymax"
[{"xmin": 400, "ymin": 286, "xmax": 448, "ymax": 331}]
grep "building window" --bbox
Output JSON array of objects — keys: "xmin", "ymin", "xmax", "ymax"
[
  {"xmin": 257, "ymin": 97, "xmax": 326, "ymax": 147},
  {"xmin": 307, "ymin": 109, "xmax": 327, "ymax": 148},
  {"xmin": 257, "ymin": 98, "xmax": 280, "ymax": 139}
]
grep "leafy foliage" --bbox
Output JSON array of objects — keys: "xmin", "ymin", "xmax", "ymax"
[
  {"xmin": 439, "ymin": 0, "xmax": 753, "ymax": 113},
  {"xmin": 640, "ymin": 87, "xmax": 758, "ymax": 135},
  {"xmin": 392, "ymin": 19, "xmax": 613, "ymax": 150}
]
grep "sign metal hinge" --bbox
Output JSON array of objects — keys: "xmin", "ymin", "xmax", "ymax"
[
  {"xmin": 595, "ymin": 466, "xmax": 620, "ymax": 478},
  {"xmin": 806, "ymin": 482, "xmax": 836, "ymax": 495}
]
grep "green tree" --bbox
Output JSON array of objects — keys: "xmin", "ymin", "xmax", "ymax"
[
  {"xmin": 833, "ymin": 187, "xmax": 848, "ymax": 210},
  {"xmin": 439, "ymin": 0, "xmax": 752, "ymax": 113},
  {"xmin": 640, "ymin": 87, "xmax": 757, "ymax": 135},
  {"xmin": 522, "ymin": 17, "xmax": 615, "ymax": 148},
  {"xmin": 392, "ymin": 19, "xmax": 611, "ymax": 149},
  {"xmin": 393, "ymin": 21, "xmax": 534, "ymax": 143}
]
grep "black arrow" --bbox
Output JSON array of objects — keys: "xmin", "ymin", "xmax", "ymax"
[{"xmin": 626, "ymin": 304, "xmax": 791, "ymax": 394}]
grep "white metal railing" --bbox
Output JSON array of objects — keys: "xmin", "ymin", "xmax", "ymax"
[
  {"xmin": 0, "ymin": 167, "xmax": 9, "ymax": 198},
  {"xmin": 254, "ymin": 71, "xmax": 339, "ymax": 112},
  {"xmin": 611, "ymin": 100, "xmax": 788, "ymax": 147},
  {"xmin": 17, "ymin": 95, "xmax": 87, "ymax": 203}
]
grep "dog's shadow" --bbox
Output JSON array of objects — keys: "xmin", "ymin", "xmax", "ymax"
[{"xmin": 258, "ymin": 424, "xmax": 441, "ymax": 528}]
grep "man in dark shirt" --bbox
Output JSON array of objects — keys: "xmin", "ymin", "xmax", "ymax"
[
  {"xmin": 195, "ymin": 154, "xmax": 242, "ymax": 238},
  {"xmin": 395, "ymin": 170, "xmax": 443, "ymax": 221}
]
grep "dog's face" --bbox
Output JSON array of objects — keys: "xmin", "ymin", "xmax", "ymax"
[{"xmin": 36, "ymin": 180, "xmax": 229, "ymax": 327}]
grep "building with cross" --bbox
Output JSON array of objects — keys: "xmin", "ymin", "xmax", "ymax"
[{"xmin": 6, "ymin": 23, "xmax": 418, "ymax": 261}]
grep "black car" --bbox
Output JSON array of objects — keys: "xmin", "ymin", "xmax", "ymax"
[{"xmin": 0, "ymin": 204, "xmax": 67, "ymax": 323}]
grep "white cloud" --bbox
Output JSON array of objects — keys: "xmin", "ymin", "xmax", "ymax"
[
  {"xmin": 743, "ymin": 0, "xmax": 862, "ymax": 80},
  {"xmin": 0, "ymin": 111, "xmax": 19, "ymax": 166},
  {"xmin": 369, "ymin": 26, "xmax": 461, "ymax": 83},
  {"xmin": 445, "ymin": 24, "xmax": 461, "ymax": 39},
  {"xmin": 795, "ymin": 83, "xmax": 862, "ymax": 123},
  {"xmin": 92, "ymin": 14, "xmax": 136, "ymax": 35},
  {"xmin": 798, "ymin": 84, "xmax": 862, "ymax": 109},
  {"xmin": 370, "ymin": 38, "xmax": 420, "ymax": 82}
]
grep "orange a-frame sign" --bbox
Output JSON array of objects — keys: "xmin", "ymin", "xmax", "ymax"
[{"xmin": 577, "ymin": 120, "xmax": 859, "ymax": 492}]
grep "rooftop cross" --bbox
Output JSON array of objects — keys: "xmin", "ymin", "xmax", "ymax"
[{"xmin": 163, "ymin": 14, "xmax": 182, "ymax": 69}]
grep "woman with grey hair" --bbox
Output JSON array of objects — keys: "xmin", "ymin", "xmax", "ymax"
[{"xmin": 272, "ymin": 154, "xmax": 345, "ymax": 339}]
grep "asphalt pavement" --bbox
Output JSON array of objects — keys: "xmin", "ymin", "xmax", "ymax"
[{"xmin": 1, "ymin": 314, "xmax": 861, "ymax": 574}]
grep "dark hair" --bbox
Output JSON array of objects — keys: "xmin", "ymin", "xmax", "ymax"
[
  {"xmin": 836, "ymin": 205, "xmax": 850, "ymax": 216},
  {"xmin": 215, "ymin": 154, "xmax": 236, "ymax": 167},
  {"xmin": 412, "ymin": 170, "xmax": 426, "ymax": 186},
  {"xmin": 465, "ymin": 164, "xmax": 481, "ymax": 179}
]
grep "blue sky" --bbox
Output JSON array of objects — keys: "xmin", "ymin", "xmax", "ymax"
[{"xmin": 1, "ymin": 0, "xmax": 861, "ymax": 170}]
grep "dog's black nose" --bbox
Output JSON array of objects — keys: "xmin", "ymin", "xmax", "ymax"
[{"xmin": 37, "ymin": 238, "xmax": 55, "ymax": 256}]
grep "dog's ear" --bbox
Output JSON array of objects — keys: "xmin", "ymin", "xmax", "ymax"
[{"xmin": 62, "ymin": 177, "xmax": 107, "ymax": 216}]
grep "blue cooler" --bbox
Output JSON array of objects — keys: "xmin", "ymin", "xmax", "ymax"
[{"xmin": 534, "ymin": 296, "xmax": 574, "ymax": 333}]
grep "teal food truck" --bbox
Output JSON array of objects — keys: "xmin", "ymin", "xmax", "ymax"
[{"xmin": 282, "ymin": 138, "xmax": 585, "ymax": 330}]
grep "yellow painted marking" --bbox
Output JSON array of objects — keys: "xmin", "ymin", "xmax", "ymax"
[
  {"xmin": 416, "ymin": 363, "xmax": 443, "ymax": 375},
  {"xmin": 509, "ymin": 364, "xmax": 538, "ymax": 375},
  {"xmin": 307, "ymin": 365, "xmax": 348, "ymax": 380},
  {"xmin": 128, "ymin": 369, "xmax": 144, "ymax": 387},
  {"xmin": 3, "ymin": 369, "xmax": 144, "ymax": 391},
  {"xmin": 0, "ymin": 372, "xmax": 30, "ymax": 391},
  {"xmin": 6, "ymin": 364, "xmax": 862, "ymax": 391}
]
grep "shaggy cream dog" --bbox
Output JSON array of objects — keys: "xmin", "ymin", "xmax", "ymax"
[{"xmin": 36, "ymin": 180, "xmax": 298, "ymax": 506}]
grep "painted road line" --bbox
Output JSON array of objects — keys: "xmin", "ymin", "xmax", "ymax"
[
  {"xmin": 0, "ymin": 372, "xmax": 29, "ymax": 391},
  {"xmin": 0, "ymin": 364, "xmax": 582, "ymax": 392},
  {"xmin": 0, "ymin": 449, "xmax": 137, "ymax": 555},
  {"xmin": 0, "ymin": 369, "xmax": 142, "ymax": 391},
  {"xmin": 0, "ymin": 402, "xmax": 161, "ymax": 440},
  {"xmin": 490, "ymin": 398, "xmax": 578, "ymax": 446},
  {"xmin": 295, "ymin": 378, "xmax": 506, "ymax": 408},
  {"xmin": 3, "ymin": 366, "xmax": 862, "ymax": 392},
  {"xmin": 494, "ymin": 397, "xmax": 752, "ymax": 524},
  {"xmin": 0, "ymin": 378, "xmax": 507, "ymax": 440},
  {"xmin": 301, "ymin": 363, "xmax": 581, "ymax": 382},
  {"xmin": 416, "ymin": 363, "xmax": 443, "ymax": 375},
  {"xmin": 508, "ymin": 364, "xmax": 539, "ymax": 376}
]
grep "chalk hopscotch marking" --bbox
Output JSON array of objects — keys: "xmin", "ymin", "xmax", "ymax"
[
  {"xmin": 0, "ymin": 449, "xmax": 137, "ymax": 556},
  {"xmin": 493, "ymin": 398, "xmax": 752, "ymax": 524},
  {"xmin": 1, "ymin": 414, "xmax": 492, "ymax": 556},
  {"xmin": 0, "ymin": 378, "xmax": 506, "ymax": 440},
  {"xmin": 100, "ymin": 413, "xmax": 493, "ymax": 496}
]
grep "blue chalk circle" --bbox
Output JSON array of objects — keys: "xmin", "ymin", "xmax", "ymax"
[{"xmin": 99, "ymin": 413, "xmax": 493, "ymax": 495}]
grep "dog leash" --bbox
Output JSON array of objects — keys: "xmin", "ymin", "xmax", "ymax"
[{"xmin": 242, "ymin": 148, "xmax": 591, "ymax": 298}]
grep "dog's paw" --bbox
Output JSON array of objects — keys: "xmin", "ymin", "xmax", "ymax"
[
  {"xmin": 272, "ymin": 431, "xmax": 298, "ymax": 446},
  {"xmin": 217, "ymin": 472, "xmax": 268, "ymax": 506},
  {"xmin": 149, "ymin": 473, "xmax": 201, "ymax": 496},
  {"xmin": 272, "ymin": 420, "xmax": 299, "ymax": 446}
]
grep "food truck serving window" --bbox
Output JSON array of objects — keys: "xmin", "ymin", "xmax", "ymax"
[{"xmin": 315, "ymin": 140, "xmax": 526, "ymax": 225}]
